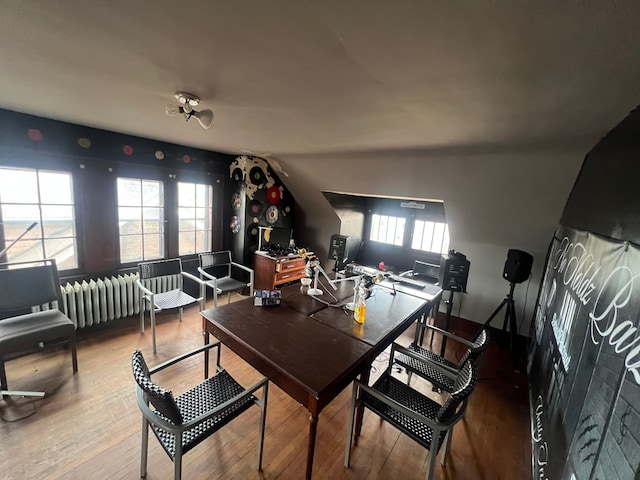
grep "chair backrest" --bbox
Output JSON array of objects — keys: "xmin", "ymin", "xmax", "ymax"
[
  {"xmin": 457, "ymin": 329, "xmax": 489, "ymax": 368},
  {"xmin": 138, "ymin": 258, "xmax": 183, "ymax": 281},
  {"xmin": 199, "ymin": 251, "xmax": 232, "ymax": 278},
  {"xmin": 132, "ymin": 350, "xmax": 183, "ymax": 424},
  {"xmin": 199, "ymin": 251, "xmax": 232, "ymax": 269},
  {"xmin": 436, "ymin": 360, "xmax": 476, "ymax": 422},
  {"xmin": 0, "ymin": 259, "xmax": 63, "ymax": 314}
]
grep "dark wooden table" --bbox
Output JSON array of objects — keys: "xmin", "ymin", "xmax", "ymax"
[{"xmin": 201, "ymin": 282, "xmax": 440, "ymax": 479}]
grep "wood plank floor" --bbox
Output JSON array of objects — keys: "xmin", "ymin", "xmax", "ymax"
[{"xmin": 1, "ymin": 293, "xmax": 532, "ymax": 479}]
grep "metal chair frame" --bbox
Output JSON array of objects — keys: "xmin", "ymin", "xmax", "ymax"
[
  {"xmin": 198, "ymin": 251, "xmax": 254, "ymax": 307},
  {"xmin": 133, "ymin": 342, "xmax": 268, "ymax": 480},
  {"xmin": 136, "ymin": 258, "xmax": 205, "ymax": 354},
  {"xmin": 345, "ymin": 359, "xmax": 476, "ymax": 480}
]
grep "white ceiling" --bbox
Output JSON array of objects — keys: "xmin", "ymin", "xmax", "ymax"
[{"xmin": 1, "ymin": 1, "xmax": 639, "ymax": 157}]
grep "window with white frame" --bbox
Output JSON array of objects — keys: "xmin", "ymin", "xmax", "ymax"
[
  {"xmin": 177, "ymin": 181, "xmax": 212, "ymax": 255},
  {"xmin": 369, "ymin": 214, "xmax": 406, "ymax": 246},
  {"xmin": 0, "ymin": 167, "xmax": 78, "ymax": 269},
  {"xmin": 117, "ymin": 177, "xmax": 164, "ymax": 263},
  {"xmin": 411, "ymin": 219, "xmax": 450, "ymax": 254}
]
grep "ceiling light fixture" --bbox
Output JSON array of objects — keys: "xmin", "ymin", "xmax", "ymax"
[{"xmin": 166, "ymin": 91, "xmax": 214, "ymax": 129}]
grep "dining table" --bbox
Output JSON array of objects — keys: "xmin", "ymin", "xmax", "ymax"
[{"xmin": 201, "ymin": 277, "xmax": 441, "ymax": 479}]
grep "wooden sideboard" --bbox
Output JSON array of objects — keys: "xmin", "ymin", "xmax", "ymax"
[{"xmin": 254, "ymin": 252, "xmax": 307, "ymax": 290}]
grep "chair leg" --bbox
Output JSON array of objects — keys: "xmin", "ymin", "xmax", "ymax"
[
  {"xmin": 69, "ymin": 331, "xmax": 78, "ymax": 373},
  {"xmin": 425, "ymin": 433, "xmax": 441, "ymax": 480},
  {"xmin": 0, "ymin": 357, "xmax": 8, "ymax": 394},
  {"xmin": 256, "ymin": 382, "xmax": 269, "ymax": 471},
  {"xmin": 344, "ymin": 382, "xmax": 358, "ymax": 467},
  {"xmin": 150, "ymin": 309, "xmax": 157, "ymax": 355},
  {"xmin": 441, "ymin": 428, "xmax": 453, "ymax": 465},
  {"xmin": 140, "ymin": 417, "xmax": 149, "ymax": 478},
  {"xmin": 179, "ymin": 307, "xmax": 183, "ymax": 322},
  {"xmin": 174, "ymin": 434, "xmax": 183, "ymax": 480}
]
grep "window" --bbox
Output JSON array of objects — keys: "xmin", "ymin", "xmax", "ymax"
[
  {"xmin": 0, "ymin": 167, "xmax": 77, "ymax": 269},
  {"xmin": 117, "ymin": 177, "xmax": 164, "ymax": 263},
  {"xmin": 411, "ymin": 220, "xmax": 450, "ymax": 254},
  {"xmin": 369, "ymin": 214, "xmax": 406, "ymax": 246},
  {"xmin": 177, "ymin": 181, "xmax": 212, "ymax": 255}
]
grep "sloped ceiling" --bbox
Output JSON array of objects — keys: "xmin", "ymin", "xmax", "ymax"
[{"xmin": 0, "ymin": 1, "xmax": 638, "ymax": 157}]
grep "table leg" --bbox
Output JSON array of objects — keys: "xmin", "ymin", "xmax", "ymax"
[
  {"xmin": 203, "ymin": 316, "xmax": 210, "ymax": 378},
  {"xmin": 306, "ymin": 412, "xmax": 319, "ymax": 480},
  {"xmin": 354, "ymin": 367, "xmax": 371, "ymax": 442}
]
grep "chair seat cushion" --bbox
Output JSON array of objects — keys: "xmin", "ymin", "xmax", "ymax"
[
  {"xmin": 205, "ymin": 277, "xmax": 246, "ymax": 293},
  {"xmin": 0, "ymin": 309, "xmax": 75, "ymax": 354},
  {"xmin": 151, "ymin": 369, "xmax": 256, "ymax": 458},
  {"xmin": 395, "ymin": 344, "xmax": 457, "ymax": 392},
  {"xmin": 363, "ymin": 373, "xmax": 446, "ymax": 452},
  {"xmin": 153, "ymin": 289, "xmax": 198, "ymax": 310}
]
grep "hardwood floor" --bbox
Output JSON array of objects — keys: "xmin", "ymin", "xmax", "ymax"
[{"xmin": 1, "ymin": 294, "xmax": 531, "ymax": 479}]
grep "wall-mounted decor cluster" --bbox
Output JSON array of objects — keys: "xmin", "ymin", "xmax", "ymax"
[{"xmin": 228, "ymin": 155, "xmax": 294, "ymax": 265}]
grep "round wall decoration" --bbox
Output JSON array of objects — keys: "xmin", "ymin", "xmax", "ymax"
[
  {"xmin": 267, "ymin": 185, "xmax": 282, "ymax": 204},
  {"xmin": 249, "ymin": 166, "xmax": 266, "ymax": 186},
  {"xmin": 265, "ymin": 205, "xmax": 279, "ymax": 224},
  {"xmin": 231, "ymin": 192, "xmax": 242, "ymax": 210},
  {"xmin": 231, "ymin": 167, "xmax": 244, "ymax": 183},
  {"xmin": 249, "ymin": 199, "xmax": 263, "ymax": 215},
  {"xmin": 230, "ymin": 215, "xmax": 241, "ymax": 234},
  {"xmin": 247, "ymin": 225, "xmax": 259, "ymax": 237}
]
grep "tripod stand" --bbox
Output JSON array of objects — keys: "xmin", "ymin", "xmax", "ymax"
[{"xmin": 480, "ymin": 281, "xmax": 519, "ymax": 352}]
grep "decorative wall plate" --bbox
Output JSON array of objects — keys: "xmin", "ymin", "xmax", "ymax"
[
  {"xmin": 231, "ymin": 192, "xmax": 242, "ymax": 210},
  {"xmin": 267, "ymin": 185, "xmax": 282, "ymax": 204},
  {"xmin": 230, "ymin": 215, "xmax": 241, "ymax": 234},
  {"xmin": 249, "ymin": 166, "xmax": 266, "ymax": 186},
  {"xmin": 265, "ymin": 205, "xmax": 279, "ymax": 224}
]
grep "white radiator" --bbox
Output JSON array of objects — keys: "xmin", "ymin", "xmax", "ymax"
[{"xmin": 58, "ymin": 272, "xmax": 183, "ymax": 328}]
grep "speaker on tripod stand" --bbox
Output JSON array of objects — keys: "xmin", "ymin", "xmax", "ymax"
[{"xmin": 480, "ymin": 249, "xmax": 533, "ymax": 354}]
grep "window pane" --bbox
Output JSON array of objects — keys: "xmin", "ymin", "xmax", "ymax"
[
  {"xmin": 4, "ymin": 239, "xmax": 43, "ymax": 263},
  {"xmin": 195, "ymin": 230, "xmax": 208, "ymax": 253},
  {"xmin": 118, "ymin": 207, "xmax": 142, "ymax": 234},
  {"xmin": 143, "ymin": 207, "xmax": 163, "ymax": 233},
  {"xmin": 369, "ymin": 214, "xmax": 405, "ymax": 246},
  {"xmin": 120, "ymin": 235, "xmax": 143, "ymax": 263},
  {"xmin": 179, "ymin": 232, "xmax": 195, "ymax": 256},
  {"xmin": 412, "ymin": 220, "xmax": 424, "ymax": 250},
  {"xmin": 431, "ymin": 223, "xmax": 446, "ymax": 252},
  {"xmin": 117, "ymin": 178, "xmax": 142, "ymax": 206},
  {"xmin": 421, "ymin": 222, "xmax": 435, "ymax": 251},
  {"xmin": 142, "ymin": 180, "xmax": 163, "ymax": 207},
  {"xmin": 195, "ymin": 184, "xmax": 209, "ymax": 208},
  {"xmin": 178, "ymin": 182, "xmax": 195, "ymax": 207},
  {"xmin": 41, "ymin": 205, "xmax": 75, "ymax": 238},
  {"xmin": 39, "ymin": 171, "xmax": 73, "ymax": 204},
  {"xmin": 143, "ymin": 234, "xmax": 163, "ymax": 259},
  {"xmin": 1, "ymin": 205, "xmax": 41, "ymax": 240},
  {"xmin": 44, "ymin": 237, "xmax": 77, "ymax": 269},
  {"xmin": 0, "ymin": 168, "xmax": 38, "ymax": 203}
]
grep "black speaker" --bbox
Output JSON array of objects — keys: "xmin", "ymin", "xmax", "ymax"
[
  {"xmin": 503, "ymin": 249, "xmax": 533, "ymax": 284},
  {"xmin": 438, "ymin": 250, "xmax": 470, "ymax": 292}
]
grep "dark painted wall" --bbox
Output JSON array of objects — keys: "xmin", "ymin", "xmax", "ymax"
[
  {"xmin": 529, "ymin": 105, "xmax": 640, "ymax": 480},
  {"xmin": 0, "ymin": 108, "xmax": 233, "ymax": 281}
]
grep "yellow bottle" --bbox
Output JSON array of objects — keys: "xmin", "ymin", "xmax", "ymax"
[{"xmin": 354, "ymin": 298, "xmax": 366, "ymax": 324}]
